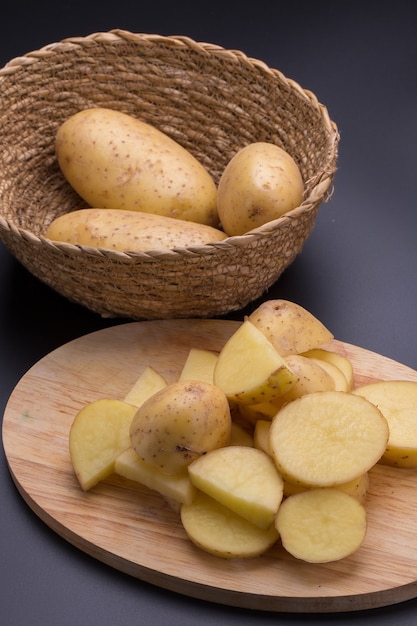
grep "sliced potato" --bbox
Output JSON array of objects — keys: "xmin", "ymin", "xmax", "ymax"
[
  {"xmin": 275, "ymin": 488, "xmax": 367, "ymax": 563},
  {"xmin": 276, "ymin": 354, "xmax": 336, "ymax": 404},
  {"xmin": 308, "ymin": 357, "xmax": 350, "ymax": 392},
  {"xmin": 188, "ymin": 445, "xmax": 283, "ymax": 529},
  {"xmin": 115, "ymin": 446, "xmax": 195, "ymax": 505},
  {"xmin": 283, "ymin": 473, "xmax": 370, "ymax": 504},
  {"xmin": 302, "ymin": 348, "xmax": 354, "ymax": 390},
  {"xmin": 69, "ymin": 398, "xmax": 137, "ymax": 491},
  {"xmin": 248, "ymin": 299, "xmax": 333, "ymax": 356},
  {"xmin": 178, "ymin": 348, "xmax": 218, "ymax": 384},
  {"xmin": 213, "ymin": 320, "xmax": 297, "ymax": 405},
  {"xmin": 181, "ymin": 491, "xmax": 279, "ymax": 559},
  {"xmin": 237, "ymin": 401, "xmax": 278, "ymax": 425},
  {"xmin": 123, "ymin": 366, "xmax": 167, "ymax": 407},
  {"xmin": 269, "ymin": 391, "xmax": 389, "ymax": 487},
  {"xmin": 253, "ymin": 420, "xmax": 272, "ymax": 456},
  {"xmin": 354, "ymin": 380, "xmax": 417, "ymax": 468}
]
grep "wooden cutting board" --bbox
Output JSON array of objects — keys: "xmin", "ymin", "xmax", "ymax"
[{"xmin": 3, "ymin": 319, "xmax": 417, "ymax": 613}]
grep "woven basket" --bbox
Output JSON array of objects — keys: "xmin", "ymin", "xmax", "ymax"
[{"xmin": 0, "ymin": 30, "xmax": 339, "ymax": 320}]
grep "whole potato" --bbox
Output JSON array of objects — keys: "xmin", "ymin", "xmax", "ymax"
[
  {"xmin": 45, "ymin": 208, "xmax": 227, "ymax": 253},
  {"xmin": 217, "ymin": 142, "xmax": 304, "ymax": 235},
  {"xmin": 129, "ymin": 380, "xmax": 232, "ymax": 474},
  {"xmin": 56, "ymin": 108, "xmax": 219, "ymax": 227}
]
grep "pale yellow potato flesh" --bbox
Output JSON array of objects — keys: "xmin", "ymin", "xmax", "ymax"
[
  {"xmin": 56, "ymin": 107, "xmax": 219, "ymax": 226},
  {"xmin": 217, "ymin": 142, "xmax": 304, "ymax": 236},
  {"xmin": 45, "ymin": 208, "xmax": 227, "ymax": 253},
  {"xmin": 275, "ymin": 488, "xmax": 367, "ymax": 563},
  {"xmin": 248, "ymin": 299, "xmax": 334, "ymax": 357},
  {"xmin": 188, "ymin": 445, "xmax": 283, "ymax": 529},
  {"xmin": 115, "ymin": 447, "xmax": 196, "ymax": 505},
  {"xmin": 69, "ymin": 398, "xmax": 137, "ymax": 491},
  {"xmin": 269, "ymin": 391, "xmax": 389, "ymax": 487},
  {"xmin": 181, "ymin": 491, "xmax": 279, "ymax": 559},
  {"xmin": 178, "ymin": 348, "xmax": 219, "ymax": 384},
  {"xmin": 123, "ymin": 366, "xmax": 167, "ymax": 407},
  {"xmin": 283, "ymin": 473, "xmax": 370, "ymax": 505},
  {"xmin": 354, "ymin": 380, "xmax": 417, "ymax": 468},
  {"xmin": 253, "ymin": 420, "xmax": 272, "ymax": 456},
  {"xmin": 213, "ymin": 320, "xmax": 297, "ymax": 405},
  {"xmin": 302, "ymin": 348, "xmax": 354, "ymax": 390},
  {"xmin": 129, "ymin": 380, "xmax": 231, "ymax": 475},
  {"xmin": 308, "ymin": 357, "xmax": 350, "ymax": 392}
]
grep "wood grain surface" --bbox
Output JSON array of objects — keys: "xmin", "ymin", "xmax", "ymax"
[{"xmin": 3, "ymin": 319, "xmax": 417, "ymax": 613}]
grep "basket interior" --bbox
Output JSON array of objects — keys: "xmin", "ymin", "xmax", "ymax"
[{"xmin": 0, "ymin": 32, "xmax": 337, "ymax": 238}]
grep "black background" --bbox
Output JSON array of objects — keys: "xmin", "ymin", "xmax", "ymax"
[{"xmin": 1, "ymin": 2, "xmax": 417, "ymax": 624}]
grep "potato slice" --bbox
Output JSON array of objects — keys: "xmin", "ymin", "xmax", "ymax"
[
  {"xmin": 302, "ymin": 348, "xmax": 354, "ymax": 390},
  {"xmin": 283, "ymin": 473, "xmax": 370, "ymax": 504},
  {"xmin": 269, "ymin": 391, "xmax": 389, "ymax": 487},
  {"xmin": 178, "ymin": 348, "xmax": 218, "ymax": 384},
  {"xmin": 253, "ymin": 420, "xmax": 271, "ymax": 456},
  {"xmin": 240, "ymin": 354, "xmax": 336, "ymax": 419},
  {"xmin": 213, "ymin": 320, "xmax": 297, "ymax": 405},
  {"xmin": 123, "ymin": 366, "xmax": 167, "ymax": 407},
  {"xmin": 69, "ymin": 398, "xmax": 137, "ymax": 490},
  {"xmin": 275, "ymin": 488, "xmax": 367, "ymax": 563},
  {"xmin": 248, "ymin": 299, "xmax": 333, "ymax": 356},
  {"xmin": 188, "ymin": 445, "xmax": 283, "ymax": 529},
  {"xmin": 115, "ymin": 447, "xmax": 195, "ymax": 505},
  {"xmin": 181, "ymin": 491, "xmax": 279, "ymax": 559},
  {"xmin": 308, "ymin": 357, "xmax": 350, "ymax": 392},
  {"xmin": 354, "ymin": 380, "xmax": 417, "ymax": 468}
]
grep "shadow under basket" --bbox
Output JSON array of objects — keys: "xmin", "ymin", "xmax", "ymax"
[{"xmin": 0, "ymin": 30, "xmax": 339, "ymax": 320}]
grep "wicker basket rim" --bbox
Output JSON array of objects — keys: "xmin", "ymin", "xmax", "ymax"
[{"xmin": 0, "ymin": 29, "xmax": 338, "ymax": 135}]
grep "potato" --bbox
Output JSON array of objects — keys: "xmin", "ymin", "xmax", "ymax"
[
  {"xmin": 129, "ymin": 380, "xmax": 231, "ymax": 474},
  {"xmin": 123, "ymin": 366, "xmax": 167, "ymax": 407},
  {"xmin": 178, "ymin": 348, "xmax": 219, "ymax": 384},
  {"xmin": 283, "ymin": 473, "xmax": 370, "ymax": 505},
  {"xmin": 69, "ymin": 398, "xmax": 137, "ymax": 491},
  {"xmin": 307, "ymin": 357, "xmax": 350, "ymax": 391},
  {"xmin": 115, "ymin": 447, "xmax": 196, "ymax": 505},
  {"xmin": 180, "ymin": 491, "xmax": 279, "ymax": 559},
  {"xmin": 188, "ymin": 446, "xmax": 283, "ymax": 529},
  {"xmin": 354, "ymin": 380, "xmax": 417, "ymax": 468},
  {"xmin": 302, "ymin": 348, "xmax": 354, "ymax": 390},
  {"xmin": 56, "ymin": 107, "xmax": 219, "ymax": 226},
  {"xmin": 248, "ymin": 299, "xmax": 334, "ymax": 356},
  {"xmin": 217, "ymin": 142, "xmax": 304, "ymax": 235},
  {"xmin": 213, "ymin": 320, "xmax": 297, "ymax": 405},
  {"xmin": 269, "ymin": 391, "xmax": 389, "ymax": 488},
  {"xmin": 275, "ymin": 488, "xmax": 367, "ymax": 563},
  {"xmin": 253, "ymin": 420, "xmax": 272, "ymax": 455},
  {"xmin": 239, "ymin": 354, "xmax": 335, "ymax": 421},
  {"xmin": 275, "ymin": 353, "xmax": 336, "ymax": 404},
  {"xmin": 45, "ymin": 208, "xmax": 227, "ymax": 253}
]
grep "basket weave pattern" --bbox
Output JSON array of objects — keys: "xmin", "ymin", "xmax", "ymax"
[{"xmin": 0, "ymin": 30, "xmax": 339, "ymax": 319}]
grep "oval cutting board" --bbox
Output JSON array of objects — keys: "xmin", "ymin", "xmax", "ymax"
[{"xmin": 3, "ymin": 319, "xmax": 417, "ymax": 613}]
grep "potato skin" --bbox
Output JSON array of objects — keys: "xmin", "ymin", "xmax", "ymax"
[
  {"xmin": 45, "ymin": 208, "xmax": 227, "ymax": 253},
  {"xmin": 217, "ymin": 142, "xmax": 304, "ymax": 235},
  {"xmin": 56, "ymin": 108, "xmax": 219, "ymax": 227}
]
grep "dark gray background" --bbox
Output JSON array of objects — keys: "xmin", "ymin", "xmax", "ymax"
[{"xmin": 1, "ymin": 2, "xmax": 417, "ymax": 624}]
